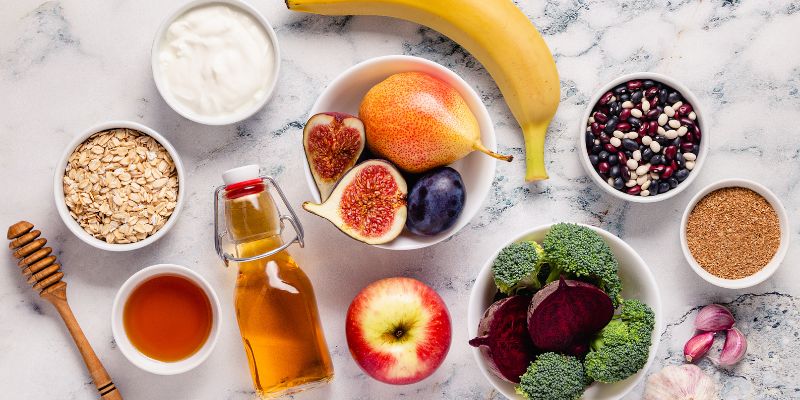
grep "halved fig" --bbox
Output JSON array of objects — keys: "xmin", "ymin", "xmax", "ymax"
[
  {"xmin": 303, "ymin": 112, "xmax": 366, "ymax": 201},
  {"xmin": 303, "ymin": 159, "xmax": 407, "ymax": 245}
]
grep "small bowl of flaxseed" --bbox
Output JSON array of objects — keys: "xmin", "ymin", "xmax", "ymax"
[
  {"xmin": 54, "ymin": 121, "xmax": 185, "ymax": 251},
  {"xmin": 680, "ymin": 179, "xmax": 790, "ymax": 289}
]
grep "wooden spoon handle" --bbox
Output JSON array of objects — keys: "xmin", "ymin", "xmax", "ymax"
[{"xmin": 42, "ymin": 287, "xmax": 123, "ymax": 400}]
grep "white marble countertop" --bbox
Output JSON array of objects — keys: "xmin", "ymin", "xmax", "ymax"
[{"xmin": 1, "ymin": 0, "xmax": 799, "ymax": 399}]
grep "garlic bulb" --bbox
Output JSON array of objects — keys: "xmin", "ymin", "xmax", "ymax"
[{"xmin": 643, "ymin": 364, "xmax": 716, "ymax": 400}]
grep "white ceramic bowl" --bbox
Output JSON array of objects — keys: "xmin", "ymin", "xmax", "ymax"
[
  {"xmin": 680, "ymin": 179, "xmax": 790, "ymax": 289},
  {"xmin": 304, "ymin": 55, "xmax": 498, "ymax": 250},
  {"xmin": 151, "ymin": 0, "xmax": 280, "ymax": 125},
  {"xmin": 54, "ymin": 121, "xmax": 185, "ymax": 251},
  {"xmin": 468, "ymin": 223, "xmax": 662, "ymax": 400},
  {"xmin": 579, "ymin": 72, "xmax": 709, "ymax": 203},
  {"xmin": 111, "ymin": 264, "xmax": 222, "ymax": 375}
]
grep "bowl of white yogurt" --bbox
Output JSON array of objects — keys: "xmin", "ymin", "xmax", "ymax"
[{"xmin": 152, "ymin": 0, "xmax": 280, "ymax": 125}]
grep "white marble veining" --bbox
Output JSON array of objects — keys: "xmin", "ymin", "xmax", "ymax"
[{"xmin": 1, "ymin": 0, "xmax": 799, "ymax": 399}]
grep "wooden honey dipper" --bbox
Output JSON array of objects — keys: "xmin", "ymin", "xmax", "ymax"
[{"xmin": 8, "ymin": 221, "xmax": 123, "ymax": 400}]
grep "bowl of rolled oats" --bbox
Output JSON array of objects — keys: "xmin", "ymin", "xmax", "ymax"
[{"xmin": 54, "ymin": 121, "xmax": 184, "ymax": 251}]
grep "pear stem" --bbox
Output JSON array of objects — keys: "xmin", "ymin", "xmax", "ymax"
[{"xmin": 473, "ymin": 140, "xmax": 513, "ymax": 162}]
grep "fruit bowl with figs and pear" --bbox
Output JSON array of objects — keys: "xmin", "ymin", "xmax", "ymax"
[{"xmin": 301, "ymin": 55, "xmax": 508, "ymax": 250}]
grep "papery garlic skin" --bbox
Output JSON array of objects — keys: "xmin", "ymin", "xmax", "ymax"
[
  {"xmin": 695, "ymin": 304, "xmax": 735, "ymax": 332},
  {"xmin": 684, "ymin": 331, "xmax": 715, "ymax": 362},
  {"xmin": 643, "ymin": 364, "xmax": 716, "ymax": 400},
  {"xmin": 713, "ymin": 327, "xmax": 747, "ymax": 365}
]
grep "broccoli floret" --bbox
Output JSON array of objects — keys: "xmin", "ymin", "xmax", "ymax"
[
  {"xmin": 492, "ymin": 241, "xmax": 547, "ymax": 295},
  {"xmin": 516, "ymin": 353, "xmax": 589, "ymax": 400},
  {"xmin": 584, "ymin": 299, "xmax": 656, "ymax": 383},
  {"xmin": 542, "ymin": 223, "xmax": 623, "ymax": 308}
]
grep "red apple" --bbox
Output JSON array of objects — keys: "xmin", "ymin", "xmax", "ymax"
[{"xmin": 345, "ymin": 277, "xmax": 452, "ymax": 385}]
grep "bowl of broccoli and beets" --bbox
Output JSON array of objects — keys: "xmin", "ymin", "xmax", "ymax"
[{"xmin": 467, "ymin": 223, "xmax": 662, "ymax": 400}]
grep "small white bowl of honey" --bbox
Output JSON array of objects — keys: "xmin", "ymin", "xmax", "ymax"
[{"xmin": 111, "ymin": 264, "xmax": 221, "ymax": 374}]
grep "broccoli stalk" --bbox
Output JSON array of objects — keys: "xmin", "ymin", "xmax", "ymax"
[
  {"xmin": 542, "ymin": 223, "xmax": 624, "ymax": 308},
  {"xmin": 516, "ymin": 352, "xmax": 590, "ymax": 400},
  {"xmin": 491, "ymin": 241, "xmax": 547, "ymax": 295},
  {"xmin": 584, "ymin": 299, "xmax": 656, "ymax": 383}
]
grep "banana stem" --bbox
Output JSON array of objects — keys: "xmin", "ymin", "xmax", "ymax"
[
  {"xmin": 523, "ymin": 124, "xmax": 548, "ymax": 181},
  {"xmin": 473, "ymin": 140, "xmax": 513, "ymax": 162}
]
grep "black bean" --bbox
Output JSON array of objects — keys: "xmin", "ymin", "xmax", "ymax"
[
  {"xmin": 658, "ymin": 89, "xmax": 669, "ymax": 105},
  {"xmin": 589, "ymin": 155, "xmax": 599, "ymax": 166},
  {"xmin": 642, "ymin": 148, "xmax": 653, "ymax": 162},
  {"xmin": 674, "ymin": 169, "xmax": 690, "ymax": 182},
  {"xmin": 625, "ymin": 151, "xmax": 633, "ymax": 159},
  {"xmin": 631, "ymin": 90, "xmax": 643, "ymax": 104},
  {"xmin": 608, "ymin": 154, "xmax": 618, "ymax": 166},
  {"xmin": 650, "ymin": 180, "xmax": 660, "ymax": 195},
  {"xmin": 599, "ymin": 151, "xmax": 609, "ymax": 162},
  {"xmin": 613, "ymin": 177, "xmax": 625, "ymax": 190},
  {"xmin": 622, "ymin": 138, "xmax": 638, "ymax": 151},
  {"xmin": 619, "ymin": 93, "xmax": 631, "ymax": 102},
  {"xmin": 654, "ymin": 135, "xmax": 668, "ymax": 146},
  {"xmin": 692, "ymin": 144, "xmax": 699, "ymax": 155},
  {"xmin": 659, "ymin": 182, "xmax": 671, "ymax": 193},
  {"xmin": 585, "ymin": 131, "xmax": 595, "ymax": 149},
  {"xmin": 621, "ymin": 166, "xmax": 631, "ymax": 181},
  {"xmin": 592, "ymin": 144, "xmax": 603, "ymax": 154},
  {"xmin": 668, "ymin": 177, "xmax": 678, "ymax": 188},
  {"xmin": 604, "ymin": 117, "xmax": 618, "ymax": 134},
  {"xmin": 609, "ymin": 165, "xmax": 621, "ymax": 178},
  {"xmin": 643, "ymin": 80, "xmax": 655, "ymax": 89},
  {"xmin": 670, "ymin": 137, "xmax": 682, "ymax": 149},
  {"xmin": 651, "ymin": 154, "xmax": 664, "ymax": 165},
  {"xmin": 613, "ymin": 85, "xmax": 628, "ymax": 96},
  {"xmin": 609, "ymin": 101, "xmax": 621, "ymax": 116},
  {"xmin": 667, "ymin": 92, "xmax": 682, "ymax": 103},
  {"xmin": 675, "ymin": 152, "xmax": 686, "ymax": 168},
  {"xmin": 627, "ymin": 117, "xmax": 642, "ymax": 130}
]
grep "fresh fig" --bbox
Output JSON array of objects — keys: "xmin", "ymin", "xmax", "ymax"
[
  {"xmin": 359, "ymin": 72, "xmax": 512, "ymax": 173},
  {"xmin": 406, "ymin": 167, "xmax": 466, "ymax": 236},
  {"xmin": 303, "ymin": 159, "xmax": 407, "ymax": 245},
  {"xmin": 527, "ymin": 277, "xmax": 614, "ymax": 356},
  {"xmin": 303, "ymin": 112, "xmax": 365, "ymax": 201},
  {"xmin": 469, "ymin": 295, "xmax": 538, "ymax": 383}
]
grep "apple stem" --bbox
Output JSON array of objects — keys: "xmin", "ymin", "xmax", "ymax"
[{"xmin": 395, "ymin": 329, "xmax": 404, "ymax": 338}]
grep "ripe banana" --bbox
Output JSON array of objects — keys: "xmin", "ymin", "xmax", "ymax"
[{"xmin": 285, "ymin": 0, "xmax": 560, "ymax": 181}]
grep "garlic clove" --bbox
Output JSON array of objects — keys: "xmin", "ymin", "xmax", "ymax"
[
  {"xmin": 712, "ymin": 327, "xmax": 747, "ymax": 365},
  {"xmin": 643, "ymin": 364, "xmax": 716, "ymax": 400},
  {"xmin": 695, "ymin": 304, "xmax": 735, "ymax": 332},
  {"xmin": 684, "ymin": 331, "xmax": 714, "ymax": 362}
]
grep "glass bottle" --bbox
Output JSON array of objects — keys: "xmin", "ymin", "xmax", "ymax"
[{"xmin": 217, "ymin": 165, "xmax": 333, "ymax": 398}]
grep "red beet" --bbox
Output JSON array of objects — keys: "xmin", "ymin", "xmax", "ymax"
[
  {"xmin": 469, "ymin": 295, "xmax": 538, "ymax": 383},
  {"xmin": 527, "ymin": 277, "xmax": 614, "ymax": 356}
]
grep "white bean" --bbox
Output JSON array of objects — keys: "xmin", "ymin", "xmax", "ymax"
[
  {"xmin": 641, "ymin": 180, "xmax": 651, "ymax": 190},
  {"xmin": 650, "ymin": 141, "xmax": 661, "ymax": 153},
  {"xmin": 686, "ymin": 161, "xmax": 696, "ymax": 170},
  {"xmin": 684, "ymin": 152, "xmax": 697, "ymax": 161},
  {"xmin": 626, "ymin": 179, "xmax": 637, "ymax": 187},
  {"xmin": 672, "ymin": 101, "xmax": 683, "ymax": 109},
  {"xmin": 640, "ymin": 189, "xmax": 650, "ymax": 197},
  {"xmin": 642, "ymin": 100, "xmax": 651, "ymax": 112},
  {"xmin": 610, "ymin": 137, "xmax": 622, "ymax": 147},
  {"xmin": 627, "ymin": 159, "xmax": 638, "ymax": 170},
  {"xmin": 622, "ymin": 101, "xmax": 634, "ymax": 109},
  {"xmin": 642, "ymin": 136, "xmax": 653, "ymax": 146},
  {"xmin": 665, "ymin": 130, "xmax": 678, "ymax": 140},
  {"xmin": 631, "ymin": 109, "xmax": 643, "ymax": 118},
  {"xmin": 658, "ymin": 113, "xmax": 668, "ymax": 126},
  {"xmin": 636, "ymin": 165, "xmax": 649, "ymax": 175},
  {"xmin": 677, "ymin": 126, "xmax": 688, "ymax": 136},
  {"xmin": 632, "ymin": 150, "xmax": 642, "ymax": 161},
  {"xmin": 689, "ymin": 111, "xmax": 697, "ymax": 120},
  {"xmin": 657, "ymin": 126, "xmax": 666, "ymax": 135},
  {"xmin": 664, "ymin": 106, "xmax": 675, "ymax": 117},
  {"xmin": 613, "ymin": 130, "xmax": 624, "ymax": 138},
  {"xmin": 637, "ymin": 175, "xmax": 648, "ymax": 185},
  {"xmin": 668, "ymin": 119, "xmax": 681, "ymax": 129}
]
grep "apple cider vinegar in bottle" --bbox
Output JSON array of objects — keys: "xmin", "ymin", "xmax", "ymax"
[{"xmin": 215, "ymin": 165, "xmax": 333, "ymax": 398}]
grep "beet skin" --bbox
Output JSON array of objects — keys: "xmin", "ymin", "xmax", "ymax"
[
  {"xmin": 469, "ymin": 295, "xmax": 538, "ymax": 383},
  {"xmin": 527, "ymin": 277, "xmax": 614, "ymax": 356}
]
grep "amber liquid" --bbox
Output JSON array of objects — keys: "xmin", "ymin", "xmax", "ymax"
[
  {"xmin": 123, "ymin": 274, "xmax": 213, "ymax": 362},
  {"xmin": 226, "ymin": 187, "xmax": 333, "ymax": 398}
]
